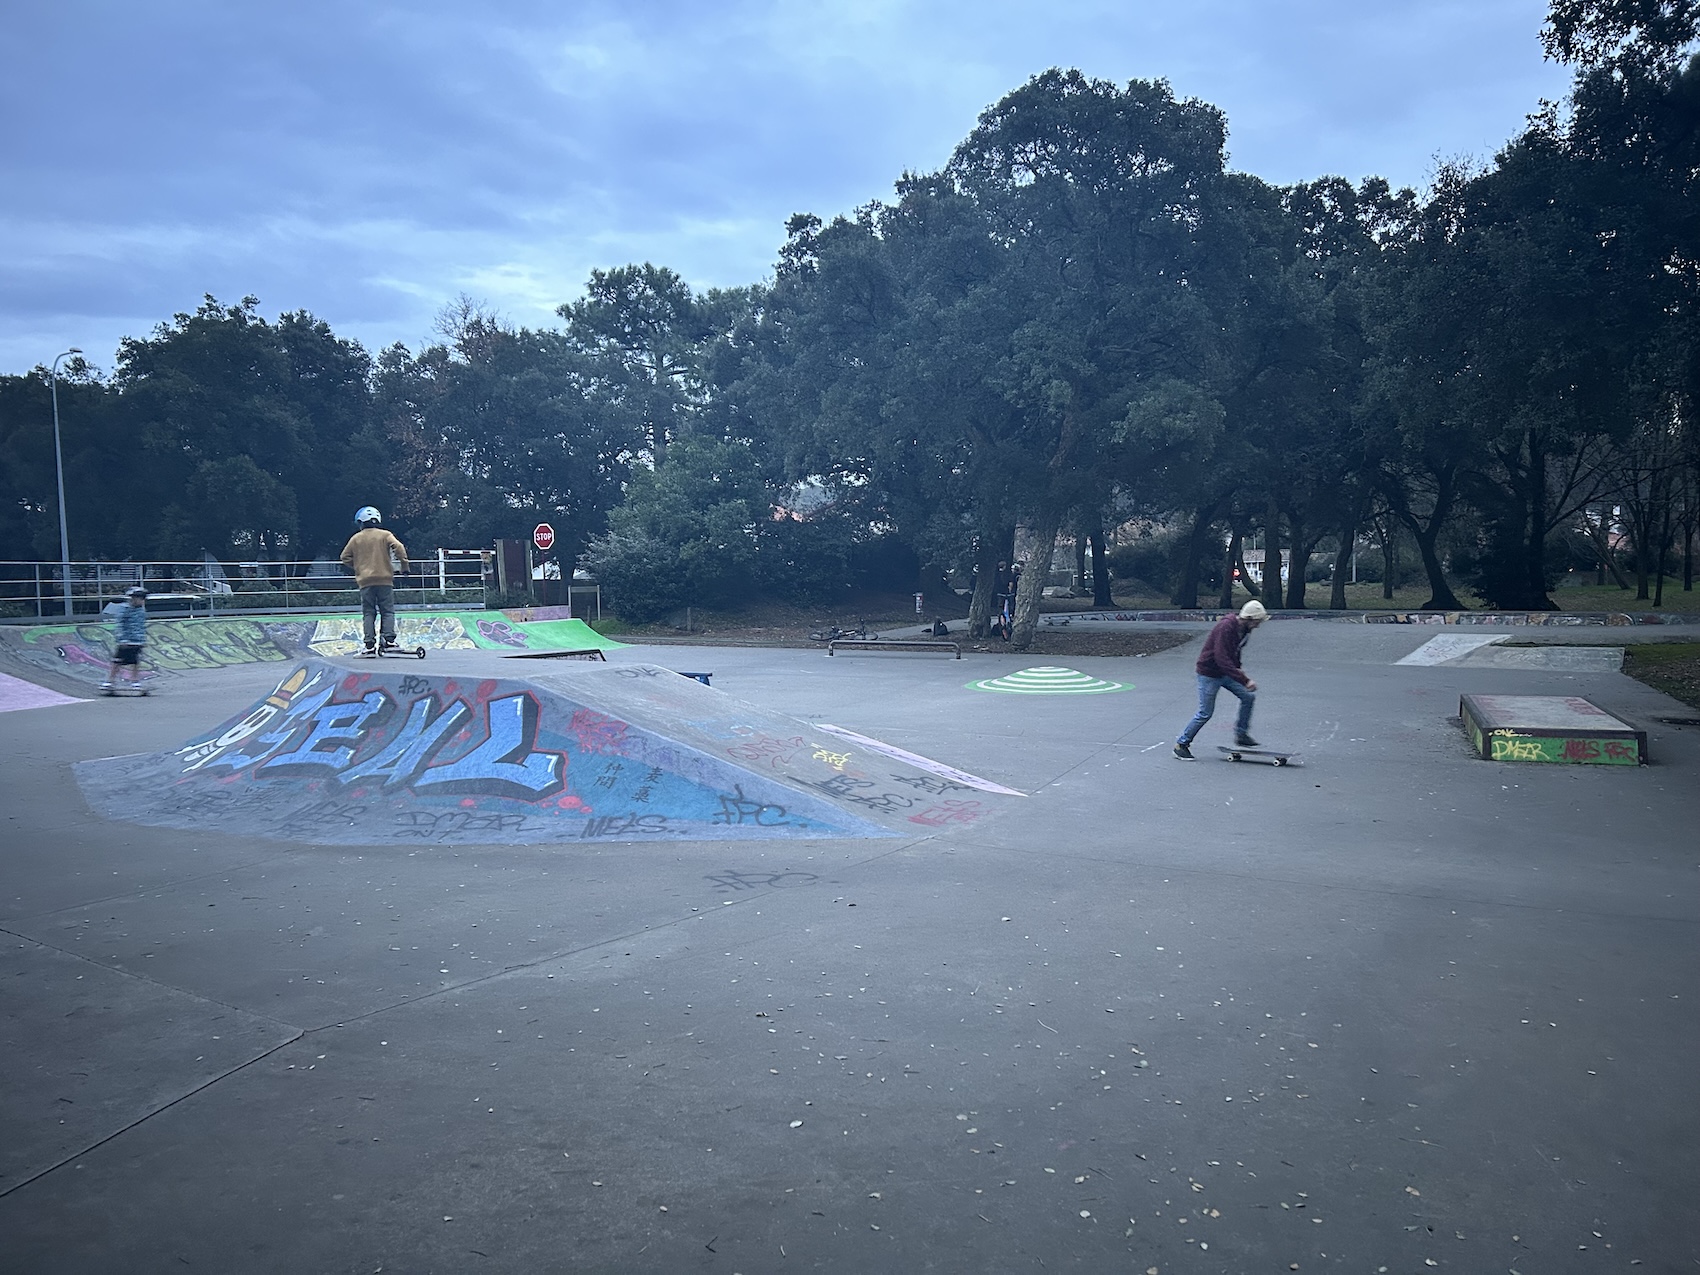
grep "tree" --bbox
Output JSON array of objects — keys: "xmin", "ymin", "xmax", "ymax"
[
  {"xmin": 1543, "ymin": 0, "xmax": 1699, "ymax": 69},
  {"xmin": 111, "ymin": 295, "xmax": 375, "ymax": 559},
  {"xmin": 944, "ymin": 70, "xmax": 1233, "ymax": 645},
  {"xmin": 581, "ymin": 433, "xmax": 767, "ymax": 621},
  {"xmin": 557, "ymin": 265, "xmax": 737, "ymax": 468},
  {"xmin": 0, "ymin": 358, "xmax": 112, "ymax": 561},
  {"xmin": 372, "ymin": 306, "xmax": 641, "ymax": 564}
]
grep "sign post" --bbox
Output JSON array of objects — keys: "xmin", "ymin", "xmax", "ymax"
[{"xmin": 532, "ymin": 525, "xmax": 558, "ymax": 608}]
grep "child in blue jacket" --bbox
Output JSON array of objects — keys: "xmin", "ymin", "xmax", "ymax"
[{"xmin": 102, "ymin": 588, "xmax": 149, "ymax": 692}]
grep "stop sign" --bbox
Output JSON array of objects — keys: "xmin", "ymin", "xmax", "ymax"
[{"xmin": 533, "ymin": 523, "xmax": 556, "ymax": 552}]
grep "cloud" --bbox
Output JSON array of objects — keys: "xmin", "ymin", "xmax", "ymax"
[{"xmin": 0, "ymin": 0, "xmax": 1572, "ymax": 372}]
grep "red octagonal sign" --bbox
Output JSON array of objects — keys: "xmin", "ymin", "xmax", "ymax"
[{"xmin": 532, "ymin": 523, "xmax": 556, "ymax": 552}]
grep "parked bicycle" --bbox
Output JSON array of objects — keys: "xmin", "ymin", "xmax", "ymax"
[{"xmin": 808, "ymin": 621, "xmax": 878, "ymax": 643}]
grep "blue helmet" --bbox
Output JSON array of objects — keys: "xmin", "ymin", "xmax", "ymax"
[{"xmin": 355, "ymin": 506, "xmax": 382, "ymax": 527}]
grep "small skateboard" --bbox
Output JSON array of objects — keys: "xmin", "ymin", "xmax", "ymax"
[
  {"xmin": 1219, "ymin": 745, "xmax": 1301, "ymax": 767},
  {"xmin": 356, "ymin": 644, "xmax": 427, "ymax": 660},
  {"xmin": 101, "ymin": 684, "xmax": 153, "ymax": 696}
]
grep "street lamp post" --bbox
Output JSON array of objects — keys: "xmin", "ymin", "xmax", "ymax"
[{"xmin": 50, "ymin": 348, "xmax": 82, "ymax": 618}]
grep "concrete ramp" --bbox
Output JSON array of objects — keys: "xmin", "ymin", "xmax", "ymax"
[
  {"xmin": 74, "ymin": 660, "xmax": 1012, "ymax": 845},
  {"xmin": 1397, "ymin": 634, "xmax": 1624, "ymax": 671},
  {"xmin": 4, "ymin": 611, "xmax": 619, "ymax": 687}
]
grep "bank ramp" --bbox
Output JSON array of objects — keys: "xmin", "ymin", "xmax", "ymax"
[
  {"xmin": 74, "ymin": 659, "xmax": 1014, "ymax": 845},
  {"xmin": 2, "ymin": 611, "xmax": 619, "ymax": 689}
]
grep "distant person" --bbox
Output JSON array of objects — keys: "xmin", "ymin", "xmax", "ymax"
[
  {"xmin": 992, "ymin": 560, "xmax": 1018, "ymax": 641},
  {"xmin": 101, "ymin": 587, "xmax": 148, "ymax": 693},
  {"xmin": 340, "ymin": 506, "xmax": 410, "ymax": 653},
  {"xmin": 1173, "ymin": 599, "xmax": 1267, "ymax": 759}
]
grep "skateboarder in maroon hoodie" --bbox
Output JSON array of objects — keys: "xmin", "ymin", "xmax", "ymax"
[{"xmin": 1174, "ymin": 599, "xmax": 1267, "ymax": 759}]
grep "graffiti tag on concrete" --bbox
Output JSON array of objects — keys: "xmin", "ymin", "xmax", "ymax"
[
  {"xmin": 1487, "ymin": 730, "xmax": 1640, "ymax": 765},
  {"xmin": 907, "ymin": 799, "xmax": 985, "ymax": 827},
  {"xmin": 183, "ymin": 675, "xmax": 565, "ymax": 799},
  {"xmin": 476, "ymin": 618, "xmax": 528, "ymax": 648},
  {"xmin": 706, "ymin": 869, "xmax": 821, "ymax": 892},
  {"xmin": 26, "ymin": 618, "xmax": 304, "ymax": 674},
  {"xmin": 307, "ymin": 615, "xmax": 475, "ymax": 657}
]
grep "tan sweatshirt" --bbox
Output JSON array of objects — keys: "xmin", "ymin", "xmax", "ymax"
[{"xmin": 340, "ymin": 528, "xmax": 410, "ymax": 587}]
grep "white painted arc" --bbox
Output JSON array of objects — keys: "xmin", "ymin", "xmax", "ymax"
[{"xmin": 968, "ymin": 665, "xmax": 1132, "ymax": 694}]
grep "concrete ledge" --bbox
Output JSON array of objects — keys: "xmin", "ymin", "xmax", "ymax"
[{"xmin": 1460, "ymin": 693, "xmax": 1648, "ymax": 765}]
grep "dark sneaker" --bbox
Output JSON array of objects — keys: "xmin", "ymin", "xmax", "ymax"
[
  {"xmin": 1172, "ymin": 742, "xmax": 1194, "ymax": 760},
  {"xmin": 1235, "ymin": 733, "xmax": 1260, "ymax": 748}
]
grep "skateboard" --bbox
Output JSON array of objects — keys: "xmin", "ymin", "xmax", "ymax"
[
  {"xmin": 356, "ymin": 644, "xmax": 427, "ymax": 660},
  {"xmin": 1218, "ymin": 745, "xmax": 1301, "ymax": 767},
  {"xmin": 101, "ymin": 683, "xmax": 153, "ymax": 696}
]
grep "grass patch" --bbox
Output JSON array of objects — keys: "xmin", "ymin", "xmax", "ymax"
[
  {"xmin": 1548, "ymin": 583, "xmax": 1700, "ymax": 613},
  {"xmin": 1622, "ymin": 643, "xmax": 1700, "ymax": 711}
]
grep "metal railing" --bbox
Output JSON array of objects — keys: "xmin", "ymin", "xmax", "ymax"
[{"xmin": 0, "ymin": 553, "xmax": 490, "ymax": 621}]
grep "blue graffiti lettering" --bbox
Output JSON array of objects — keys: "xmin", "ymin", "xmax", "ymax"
[
  {"xmin": 262, "ymin": 692, "xmax": 391, "ymax": 775},
  {"xmin": 195, "ymin": 684, "xmax": 338, "ymax": 774},
  {"xmin": 341, "ymin": 695, "xmax": 470, "ymax": 788},
  {"xmin": 414, "ymin": 693, "xmax": 563, "ymax": 800}
]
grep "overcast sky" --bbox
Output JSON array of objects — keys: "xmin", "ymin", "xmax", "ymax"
[{"xmin": 1, "ymin": 0, "xmax": 1573, "ymax": 375}]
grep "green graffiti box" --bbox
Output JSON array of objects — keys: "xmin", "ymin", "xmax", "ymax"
[{"xmin": 1460, "ymin": 694, "xmax": 1647, "ymax": 766}]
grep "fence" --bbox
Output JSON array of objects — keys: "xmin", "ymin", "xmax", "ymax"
[{"xmin": 1, "ymin": 553, "xmax": 491, "ymax": 621}]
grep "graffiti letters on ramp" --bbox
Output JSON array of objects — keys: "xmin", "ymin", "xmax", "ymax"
[{"xmin": 74, "ymin": 661, "xmax": 901, "ymax": 845}]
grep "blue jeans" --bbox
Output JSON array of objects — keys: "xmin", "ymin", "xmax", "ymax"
[{"xmin": 1178, "ymin": 674, "xmax": 1254, "ymax": 745}]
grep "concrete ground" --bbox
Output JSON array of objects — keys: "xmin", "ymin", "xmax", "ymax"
[{"xmin": 1, "ymin": 623, "xmax": 1695, "ymax": 1273}]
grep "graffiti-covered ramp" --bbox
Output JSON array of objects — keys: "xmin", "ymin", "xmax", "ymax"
[
  {"xmin": 3, "ymin": 611, "xmax": 619, "ymax": 688},
  {"xmin": 74, "ymin": 660, "xmax": 1015, "ymax": 846}
]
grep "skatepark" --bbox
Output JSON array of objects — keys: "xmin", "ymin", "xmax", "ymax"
[{"xmin": 1, "ymin": 614, "xmax": 1695, "ymax": 1273}]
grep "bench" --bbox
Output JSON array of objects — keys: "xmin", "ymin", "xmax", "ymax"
[{"xmin": 828, "ymin": 638, "xmax": 961, "ymax": 659}]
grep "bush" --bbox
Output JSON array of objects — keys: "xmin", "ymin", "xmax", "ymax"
[
  {"xmin": 481, "ymin": 586, "xmax": 535, "ymax": 610},
  {"xmin": 579, "ymin": 524, "xmax": 687, "ymax": 624},
  {"xmin": 1107, "ymin": 530, "xmax": 1182, "ymax": 593}
]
